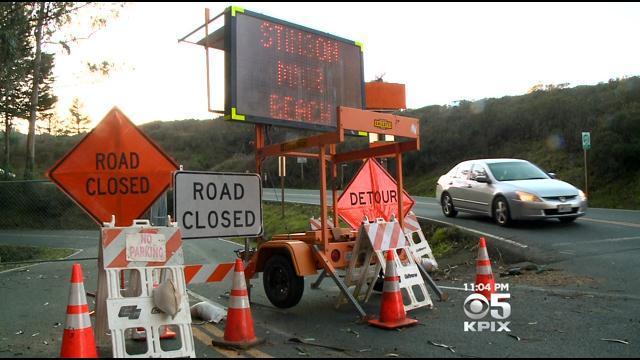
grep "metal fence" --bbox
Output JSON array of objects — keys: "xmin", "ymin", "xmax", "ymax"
[{"xmin": 0, "ymin": 180, "xmax": 168, "ymax": 230}]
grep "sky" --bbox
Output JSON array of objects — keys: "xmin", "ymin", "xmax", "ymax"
[{"xmin": 43, "ymin": 2, "xmax": 640, "ymax": 129}]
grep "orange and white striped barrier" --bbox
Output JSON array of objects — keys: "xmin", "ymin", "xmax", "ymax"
[
  {"xmin": 101, "ymin": 225, "xmax": 184, "ymax": 269},
  {"xmin": 364, "ymin": 220, "xmax": 407, "ymax": 251},
  {"xmin": 403, "ymin": 211, "xmax": 421, "ymax": 233},
  {"xmin": 339, "ymin": 218, "xmax": 433, "ymax": 311},
  {"xmin": 95, "ymin": 220, "xmax": 195, "ymax": 357},
  {"xmin": 184, "ymin": 263, "xmax": 235, "ymax": 285},
  {"xmin": 402, "ymin": 211, "xmax": 439, "ymax": 271},
  {"xmin": 60, "ymin": 263, "xmax": 98, "ymax": 358},
  {"xmin": 309, "ymin": 216, "xmax": 335, "ymax": 231}
]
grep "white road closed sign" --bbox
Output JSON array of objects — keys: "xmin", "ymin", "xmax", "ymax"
[{"xmin": 173, "ymin": 171, "xmax": 263, "ymax": 239}]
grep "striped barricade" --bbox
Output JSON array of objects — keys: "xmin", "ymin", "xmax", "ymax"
[
  {"xmin": 336, "ymin": 218, "xmax": 382, "ymax": 309},
  {"xmin": 184, "ymin": 263, "xmax": 235, "ymax": 285},
  {"xmin": 403, "ymin": 211, "xmax": 438, "ymax": 271},
  {"xmin": 309, "ymin": 216, "xmax": 335, "ymax": 231},
  {"xmin": 367, "ymin": 218, "xmax": 432, "ymax": 311},
  {"xmin": 94, "ymin": 220, "xmax": 195, "ymax": 357}
]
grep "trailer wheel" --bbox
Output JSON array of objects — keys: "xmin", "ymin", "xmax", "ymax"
[{"xmin": 263, "ymin": 254, "xmax": 304, "ymax": 308}]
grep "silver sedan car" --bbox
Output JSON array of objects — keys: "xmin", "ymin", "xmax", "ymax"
[{"xmin": 435, "ymin": 159, "xmax": 587, "ymax": 226}]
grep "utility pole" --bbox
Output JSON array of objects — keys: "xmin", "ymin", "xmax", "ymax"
[
  {"xmin": 582, "ymin": 132, "xmax": 591, "ymax": 197},
  {"xmin": 279, "ymin": 156, "xmax": 286, "ymax": 217}
]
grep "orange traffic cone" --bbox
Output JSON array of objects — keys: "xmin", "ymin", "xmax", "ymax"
[
  {"xmin": 475, "ymin": 237, "xmax": 496, "ymax": 300},
  {"xmin": 60, "ymin": 263, "xmax": 98, "ymax": 358},
  {"xmin": 368, "ymin": 250, "xmax": 418, "ymax": 330},
  {"xmin": 211, "ymin": 259, "xmax": 264, "ymax": 349}
]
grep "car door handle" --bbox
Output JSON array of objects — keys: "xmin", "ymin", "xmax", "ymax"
[
  {"xmin": 448, "ymin": 182, "xmax": 453, "ymax": 185},
  {"xmin": 466, "ymin": 184, "xmax": 472, "ymax": 188}
]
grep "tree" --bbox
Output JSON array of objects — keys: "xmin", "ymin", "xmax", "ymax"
[
  {"xmin": 68, "ymin": 97, "xmax": 90, "ymax": 134},
  {"xmin": 0, "ymin": 3, "xmax": 31, "ymax": 170},
  {"xmin": 22, "ymin": 2, "xmax": 124, "ymax": 179}
]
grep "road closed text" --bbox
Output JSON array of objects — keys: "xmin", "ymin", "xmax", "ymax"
[
  {"xmin": 85, "ymin": 152, "xmax": 150, "ymax": 195},
  {"xmin": 180, "ymin": 180, "xmax": 258, "ymax": 233},
  {"xmin": 174, "ymin": 172, "xmax": 263, "ymax": 239}
]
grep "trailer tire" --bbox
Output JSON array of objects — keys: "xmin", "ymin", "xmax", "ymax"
[{"xmin": 263, "ymin": 254, "xmax": 304, "ymax": 308}]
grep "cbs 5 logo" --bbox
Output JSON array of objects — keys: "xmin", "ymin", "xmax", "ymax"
[{"xmin": 463, "ymin": 293, "xmax": 511, "ymax": 320}]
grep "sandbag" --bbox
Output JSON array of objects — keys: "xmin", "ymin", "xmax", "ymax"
[
  {"xmin": 190, "ymin": 301, "xmax": 226, "ymax": 323},
  {"xmin": 153, "ymin": 278, "xmax": 182, "ymax": 319},
  {"xmin": 421, "ymin": 258, "xmax": 439, "ymax": 272}
]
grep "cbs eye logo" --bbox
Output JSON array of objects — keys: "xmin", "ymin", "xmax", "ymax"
[
  {"xmin": 463, "ymin": 293, "xmax": 511, "ymax": 320},
  {"xmin": 463, "ymin": 293, "xmax": 491, "ymax": 320}
]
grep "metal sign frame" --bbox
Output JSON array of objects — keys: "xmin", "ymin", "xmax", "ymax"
[
  {"xmin": 222, "ymin": 7, "xmax": 366, "ymax": 131},
  {"xmin": 172, "ymin": 170, "xmax": 264, "ymax": 239}
]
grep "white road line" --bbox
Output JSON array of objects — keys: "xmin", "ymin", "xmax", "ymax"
[
  {"xmin": 589, "ymin": 207, "xmax": 640, "ymax": 213},
  {"xmin": 581, "ymin": 217, "xmax": 640, "ymax": 229},
  {"xmin": 0, "ymin": 248, "xmax": 84, "ymax": 275},
  {"xmin": 416, "ymin": 216, "xmax": 529, "ymax": 249},
  {"xmin": 552, "ymin": 236, "xmax": 640, "ymax": 247},
  {"xmin": 514, "ymin": 284, "xmax": 640, "ymax": 301},
  {"xmin": 438, "ymin": 285, "xmax": 471, "ymax": 292},
  {"xmin": 0, "ymin": 233, "xmax": 96, "ymax": 239},
  {"xmin": 414, "ymin": 200, "xmax": 440, "ymax": 208}
]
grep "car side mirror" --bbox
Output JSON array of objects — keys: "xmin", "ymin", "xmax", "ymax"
[
  {"xmin": 548, "ymin": 172, "xmax": 557, "ymax": 179},
  {"xmin": 476, "ymin": 175, "xmax": 491, "ymax": 184}
]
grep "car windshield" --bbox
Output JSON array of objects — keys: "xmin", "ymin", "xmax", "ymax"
[{"xmin": 487, "ymin": 161, "xmax": 549, "ymax": 181}]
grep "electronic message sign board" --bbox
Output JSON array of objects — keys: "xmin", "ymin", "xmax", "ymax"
[{"xmin": 224, "ymin": 8, "xmax": 365, "ymax": 131}]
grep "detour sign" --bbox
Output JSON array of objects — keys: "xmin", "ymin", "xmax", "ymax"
[
  {"xmin": 336, "ymin": 158, "xmax": 415, "ymax": 230},
  {"xmin": 47, "ymin": 107, "xmax": 178, "ymax": 227}
]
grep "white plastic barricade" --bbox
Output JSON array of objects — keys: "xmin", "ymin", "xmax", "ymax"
[
  {"xmin": 94, "ymin": 218, "xmax": 195, "ymax": 358},
  {"xmin": 105, "ymin": 266, "xmax": 195, "ymax": 358},
  {"xmin": 341, "ymin": 217, "xmax": 433, "ymax": 311},
  {"xmin": 336, "ymin": 218, "xmax": 381, "ymax": 308},
  {"xmin": 403, "ymin": 211, "xmax": 438, "ymax": 271}
]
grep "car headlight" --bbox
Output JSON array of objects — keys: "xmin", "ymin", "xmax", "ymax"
[
  {"xmin": 516, "ymin": 191, "xmax": 543, "ymax": 202},
  {"xmin": 578, "ymin": 190, "xmax": 587, "ymax": 201}
]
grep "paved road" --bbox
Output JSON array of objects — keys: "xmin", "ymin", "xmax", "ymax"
[
  {"xmin": 263, "ymin": 188, "xmax": 640, "ymax": 297},
  {"xmin": 1, "ymin": 229, "xmax": 639, "ymax": 358},
  {"xmin": 0, "ymin": 190, "xmax": 638, "ymax": 357}
]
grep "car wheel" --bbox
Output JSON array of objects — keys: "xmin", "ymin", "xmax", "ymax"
[
  {"xmin": 493, "ymin": 196, "xmax": 512, "ymax": 227},
  {"xmin": 441, "ymin": 192, "xmax": 458, "ymax": 217},
  {"xmin": 559, "ymin": 216, "xmax": 578, "ymax": 223},
  {"xmin": 263, "ymin": 254, "xmax": 304, "ymax": 308}
]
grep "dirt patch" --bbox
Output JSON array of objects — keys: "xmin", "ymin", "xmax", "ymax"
[
  {"xmin": 0, "ymin": 245, "xmax": 75, "ymax": 271},
  {"xmin": 499, "ymin": 270, "xmax": 599, "ymax": 288}
]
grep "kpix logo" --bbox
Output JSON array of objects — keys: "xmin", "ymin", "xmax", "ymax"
[
  {"xmin": 118, "ymin": 305, "xmax": 142, "ymax": 320},
  {"xmin": 463, "ymin": 293, "xmax": 511, "ymax": 332}
]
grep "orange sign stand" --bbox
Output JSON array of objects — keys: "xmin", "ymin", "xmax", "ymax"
[{"xmin": 47, "ymin": 107, "xmax": 179, "ymax": 227}]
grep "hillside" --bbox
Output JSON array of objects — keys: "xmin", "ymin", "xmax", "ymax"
[
  {"xmin": 1, "ymin": 76, "xmax": 639, "ymax": 209},
  {"xmin": 402, "ymin": 76, "xmax": 640, "ymax": 209}
]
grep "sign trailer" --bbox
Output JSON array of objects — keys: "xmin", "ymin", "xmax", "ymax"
[{"xmin": 177, "ymin": 6, "xmax": 429, "ymax": 317}]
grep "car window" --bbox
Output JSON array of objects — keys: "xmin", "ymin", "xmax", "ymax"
[
  {"xmin": 487, "ymin": 161, "xmax": 549, "ymax": 181},
  {"xmin": 456, "ymin": 162, "xmax": 472, "ymax": 180},
  {"xmin": 470, "ymin": 163, "xmax": 487, "ymax": 181},
  {"xmin": 448, "ymin": 165, "xmax": 459, "ymax": 178}
]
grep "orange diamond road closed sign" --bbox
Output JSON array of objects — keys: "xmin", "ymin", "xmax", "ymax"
[
  {"xmin": 47, "ymin": 107, "xmax": 178, "ymax": 227},
  {"xmin": 336, "ymin": 158, "xmax": 415, "ymax": 229}
]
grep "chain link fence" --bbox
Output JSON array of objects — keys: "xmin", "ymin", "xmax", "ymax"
[{"xmin": 0, "ymin": 180, "xmax": 169, "ymax": 230}]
